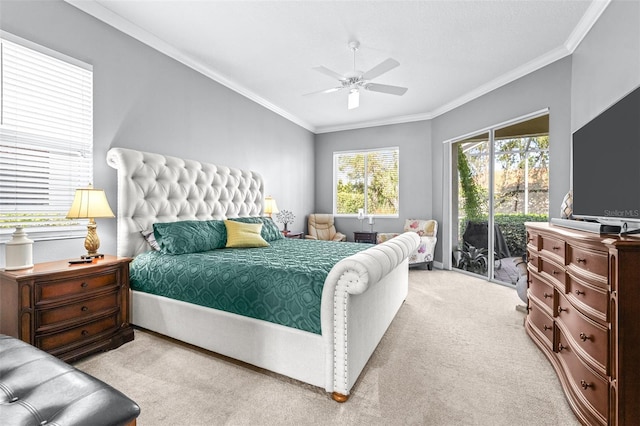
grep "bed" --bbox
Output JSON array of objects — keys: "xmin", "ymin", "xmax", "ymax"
[{"xmin": 106, "ymin": 147, "xmax": 419, "ymax": 402}]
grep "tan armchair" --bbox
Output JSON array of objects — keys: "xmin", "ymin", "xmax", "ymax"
[{"xmin": 306, "ymin": 214, "xmax": 347, "ymax": 242}]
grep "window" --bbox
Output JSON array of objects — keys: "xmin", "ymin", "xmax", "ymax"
[
  {"xmin": 0, "ymin": 35, "xmax": 93, "ymax": 241},
  {"xmin": 334, "ymin": 147, "xmax": 399, "ymax": 216}
]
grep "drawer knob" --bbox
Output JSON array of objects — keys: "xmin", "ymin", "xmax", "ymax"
[
  {"xmin": 579, "ymin": 332, "xmax": 591, "ymax": 342},
  {"xmin": 543, "ymin": 292, "xmax": 552, "ymax": 299},
  {"xmin": 558, "ymin": 306, "xmax": 568, "ymax": 314},
  {"xmin": 575, "ymin": 289, "xmax": 585, "ymax": 296},
  {"xmin": 580, "ymin": 380, "xmax": 593, "ymax": 390},
  {"xmin": 81, "ymin": 306, "xmax": 89, "ymax": 312},
  {"xmin": 81, "ymin": 282, "xmax": 88, "ymax": 288},
  {"xmin": 552, "ymin": 270, "xmax": 559, "ymax": 275},
  {"xmin": 543, "ymin": 324, "xmax": 552, "ymax": 331},
  {"xmin": 558, "ymin": 343, "xmax": 566, "ymax": 352},
  {"xmin": 576, "ymin": 257, "xmax": 586, "ymax": 264},
  {"xmin": 81, "ymin": 330, "xmax": 89, "ymax": 336},
  {"xmin": 552, "ymin": 246, "xmax": 560, "ymax": 250}
]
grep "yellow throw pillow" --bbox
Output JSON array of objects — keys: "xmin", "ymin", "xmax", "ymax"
[{"xmin": 224, "ymin": 220, "xmax": 269, "ymax": 248}]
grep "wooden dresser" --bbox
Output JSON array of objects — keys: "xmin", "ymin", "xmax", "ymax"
[
  {"xmin": 0, "ymin": 255, "xmax": 134, "ymax": 363},
  {"xmin": 525, "ymin": 222, "xmax": 640, "ymax": 425}
]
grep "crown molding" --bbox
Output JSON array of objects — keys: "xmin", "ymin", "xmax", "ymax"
[
  {"xmin": 64, "ymin": 0, "xmax": 316, "ymax": 133},
  {"xmin": 565, "ymin": 0, "xmax": 611, "ymax": 53},
  {"xmin": 315, "ymin": 111, "xmax": 434, "ymax": 134},
  {"xmin": 65, "ymin": 0, "xmax": 608, "ymax": 136}
]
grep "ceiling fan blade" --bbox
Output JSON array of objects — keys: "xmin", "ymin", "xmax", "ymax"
[
  {"xmin": 313, "ymin": 66, "xmax": 346, "ymax": 81},
  {"xmin": 303, "ymin": 87, "xmax": 343, "ymax": 96},
  {"xmin": 365, "ymin": 83, "xmax": 408, "ymax": 96},
  {"xmin": 362, "ymin": 58, "xmax": 400, "ymax": 81}
]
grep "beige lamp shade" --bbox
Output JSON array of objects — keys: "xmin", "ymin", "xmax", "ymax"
[
  {"xmin": 66, "ymin": 184, "xmax": 115, "ymax": 219},
  {"xmin": 264, "ymin": 196, "xmax": 279, "ymax": 217}
]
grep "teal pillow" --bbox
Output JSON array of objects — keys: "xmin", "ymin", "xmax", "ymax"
[
  {"xmin": 230, "ymin": 216, "xmax": 283, "ymax": 241},
  {"xmin": 153, "ymin": 220, "xmax": 227, "ymax": 254}
]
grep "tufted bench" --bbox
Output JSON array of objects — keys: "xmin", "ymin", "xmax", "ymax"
[{"xmin": 0, "ymin": 334, "xmax": 140, "ymax": 426}]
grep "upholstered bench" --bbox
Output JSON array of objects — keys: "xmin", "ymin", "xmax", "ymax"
[{"xmin": 0, "ymin": 334, "xmax": 140, "ymax": 426}]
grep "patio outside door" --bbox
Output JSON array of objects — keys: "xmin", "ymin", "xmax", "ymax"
[{"xmin": 451, "ymin": 114, "xmax": 549, "ymax": 286}]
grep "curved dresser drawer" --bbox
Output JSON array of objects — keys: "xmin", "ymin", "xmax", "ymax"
[
  {"xmin": 556, "ymin": 293, "xmax": 607, "ymax": 374},
  {"xmin": 557, "ymin": 328, "xmax": 607, "ymax": 425}
]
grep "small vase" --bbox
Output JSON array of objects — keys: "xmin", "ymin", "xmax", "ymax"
[
  {"xmin": 283, "ymin": 223, "xmax": 288, "ymax": 232},
  {"xmin": 5, "ymin": 226, "xmax": 34, "ymax": 270}
]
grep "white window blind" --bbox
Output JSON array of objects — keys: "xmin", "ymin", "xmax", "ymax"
[
  {"xmin": 334, "ymin": 147, "xmax": 399, "ymax": 216},
  {"xmin": 0, "ymin": 36, "xmax": 93, "ymax": 240}
]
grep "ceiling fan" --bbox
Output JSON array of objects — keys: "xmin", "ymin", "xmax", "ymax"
[{"xmin": 305, "ymin": 41, "xmax": 408, "ymax": 109}]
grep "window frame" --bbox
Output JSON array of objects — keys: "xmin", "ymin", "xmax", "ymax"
[
  {"xmin": 333, "ymin": 147, "xmax": 400, "ymax": 218},
  {"xmin": 0, "ymin": 32, "xmax": 94, "ymax": 243}
]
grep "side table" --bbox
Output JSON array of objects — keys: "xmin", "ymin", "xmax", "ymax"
[
  {"xmin": 0, "ymin": 255, "xmax": 134, "ymax": 363},
  {"xmin": 354, "ymin": 231, "xmax": 378, "ymax": 244},
  {"xmin": 283, "ymin": 231, "xmax": 304, "ymax": 239}
]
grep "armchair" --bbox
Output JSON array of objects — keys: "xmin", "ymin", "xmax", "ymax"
[
  {"xmin": 306, "ymin": 213, "xmax": 347, "ymax": 241},
  {"xmin": 377, "ymin": 219, "xmax": 438, "ymax": 269}
]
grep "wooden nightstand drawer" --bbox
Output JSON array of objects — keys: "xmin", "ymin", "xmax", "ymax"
[
  {"xmin": 37, "ymin": 291, "xmax": 119, "ymax": 329},
  {"xmin": 38, "ymin": 270, "xmax": 119, "ymax": 302},
  {"xmin": 37, "ymin": 314, "xmax": 119, "ymax": 352}
]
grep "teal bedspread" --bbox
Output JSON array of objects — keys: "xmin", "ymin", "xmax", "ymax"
[{"xmin": 130, "ymin": 239, "xmax": 368, "ymax": 334}]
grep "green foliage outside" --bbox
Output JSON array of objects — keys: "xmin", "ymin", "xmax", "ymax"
[
  {"xmin": 459, "ymin": 213, "xmax": 548, "ymax": 257},
  {"xmin": 0, "ymin": 212, "xmax": 78, "ymax": 229},
  {"xmin": 336, "ymin": 150, "xmax": 398, "ymax": 215},
  {"xmin": 457, "ymin": 145, "xmax": 485, "ymax": 221}
]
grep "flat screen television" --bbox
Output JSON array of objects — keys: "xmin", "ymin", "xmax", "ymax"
[{"xmin": 571, "ymin": 86, "xmax": 640, "ymax": 233}]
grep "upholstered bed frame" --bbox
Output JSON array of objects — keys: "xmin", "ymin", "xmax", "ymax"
[{"xmin": 106, "ymin": 147, "xmax": 419, "ymax": 401}]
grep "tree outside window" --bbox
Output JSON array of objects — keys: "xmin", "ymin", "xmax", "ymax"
[{"xmin": 334, "ymin": 148, "xmax": 399, "ymax": 215}]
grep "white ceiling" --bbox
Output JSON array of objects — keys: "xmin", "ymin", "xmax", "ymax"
[{"xmin": 66, "ymin": 0, "xmax": 609, "ymax": 134}]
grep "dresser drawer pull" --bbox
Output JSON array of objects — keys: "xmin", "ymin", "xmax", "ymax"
[
  {"xmin": 580, "ymin": 380, "xmax": 593, "ymax": 390},
  {"xmin": 543, "ymin": 292, "xmax": 552, "ymax": 299},
  {"xmin": 558, "ymin": 343, "xmax": 567, "ymax": 352},
  {"xmin": 552, "ymin": 246, "xmax": 561, "ymax": 251},
  {"xmin": 576, "ymin": 257, "xmax": 586, "ymax": 264},
  {"xmin": 552, "ymin": 270, "xmax": 559, "ymax": 275},
  {"xmin": 81, "ymin": 306, "xmax": 89, "ymax": 312},
  {"xmin": 81, "ymin": 282, "xmax": 88, "ymax": 288},
  {"xmin": 81, "ymin": 330, "xmax": 89, "ymax": 336},
  {"xmin": 575, "ymin": 289, "xmax": 585, "ymax": 296},
  {"xmin": 579, "ymin": 332, "xmax": 591, "ymax": 342},
  {"xmin": 543, "ymin": 325, "xmax": 552, "ymax": 331},
  {"xmin": 558, "ymin": 306, "xmax": 568, "ymax": 314}
]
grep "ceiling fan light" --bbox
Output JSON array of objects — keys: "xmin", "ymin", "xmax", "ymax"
[{"xmin": 348, "ymin": 89, "xmax": 360, "ymax": 109}]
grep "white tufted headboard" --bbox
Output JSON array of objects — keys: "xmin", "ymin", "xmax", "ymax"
[{"xmin": 106, "ymin": 148, "xmax": 264, "ymax": 257}]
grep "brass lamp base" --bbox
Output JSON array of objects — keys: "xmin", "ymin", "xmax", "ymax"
[{"xmin": 83, "ymin": 219, "xmax": 102, "ymax": 257}]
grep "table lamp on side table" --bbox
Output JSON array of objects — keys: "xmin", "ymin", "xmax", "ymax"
[{"xmin": 66, "ymin": 184, "xmax": 115, "ymax": 258}]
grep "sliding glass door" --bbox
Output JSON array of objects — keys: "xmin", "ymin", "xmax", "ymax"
[{"xmin": 451, "ymin": 113, "xmax": 549, "ymax": 285}]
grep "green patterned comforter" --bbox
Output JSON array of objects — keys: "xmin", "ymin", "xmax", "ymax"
[{"xmin": 130, "ymin": 239, "xmax": 368, "ymax": 334}]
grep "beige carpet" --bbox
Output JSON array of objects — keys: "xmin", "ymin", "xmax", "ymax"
[{"xmin": 74, "ymin": 269, "xmax": 579, "ymax": 425}]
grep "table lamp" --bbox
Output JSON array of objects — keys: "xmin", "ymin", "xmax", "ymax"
[
  {"xmin": 66, "ymin": 184, "xmax": 115, "ymax": 258},
  {"xmin": 264, "ymin": 196, "xmax": 279, "ymax": 218}
]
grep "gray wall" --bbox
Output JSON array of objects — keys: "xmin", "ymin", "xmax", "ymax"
[
  {"xmin": 571, "ymin": 0, "xmax": 640, "ymax": 132},
  {"xmin": 0, "ymin": 0, "xmax": 314, "ymax": 267},
  {"xmin": 431, "ymin": 57, "xmax": 573, "ymax": 266},
  {"xmin": 314, "ymin": 120, "xmax": 432, "ymax": 241}
]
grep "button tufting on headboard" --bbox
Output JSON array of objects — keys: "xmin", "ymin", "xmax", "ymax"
[{"xmin": 107, "ymin": 148, "xmax": 264, "ymax": 257}]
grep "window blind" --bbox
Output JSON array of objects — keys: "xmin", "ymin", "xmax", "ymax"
[
  {"xmin": 0, "ymin": 36, "xmax": 93, "ymax": 238},
  {"xmin": 334, "ymin": 147, "xmax": 399, "ymax": 216}
]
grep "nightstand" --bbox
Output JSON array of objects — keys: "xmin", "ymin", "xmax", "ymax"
[
  {"xmin": 284, "ymin": 231, "xmax": 304, "ymax": 239},
  {"xmin": 354, "ymin": 231, "xmax": 378, "ymax": 244},
  {"xmin": 0, "ymin": 255, "xmax": 134, "ymax": 363}
]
